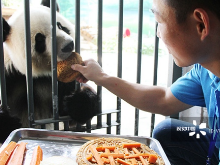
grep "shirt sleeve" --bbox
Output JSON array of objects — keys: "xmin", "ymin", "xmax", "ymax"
[{"xmin": 170, "ymin": 64, "xmax": 206, "ymax": 107}]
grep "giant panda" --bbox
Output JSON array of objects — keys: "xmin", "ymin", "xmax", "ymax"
[{"xmin": 0, "ymin": 1, "xmax": 98, "ymax": 143}]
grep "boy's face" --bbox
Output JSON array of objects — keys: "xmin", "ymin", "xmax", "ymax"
[{"xmin": 152, "ymin": 0, "xmax": 203, "ymax": 67}]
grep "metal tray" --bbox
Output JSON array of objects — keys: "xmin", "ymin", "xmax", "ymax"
[{"xmin": 0, "ymin": 128, "xmax": 170, "ymax": 165}]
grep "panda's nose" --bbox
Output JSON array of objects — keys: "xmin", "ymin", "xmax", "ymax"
[{"xmin": 62, "ymin": 41, "xmax": 74, "ymax": 52}]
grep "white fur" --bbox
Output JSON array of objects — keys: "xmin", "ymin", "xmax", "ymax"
[{"xmin": 4, "ymin": 5, "xmax": 75, "ymax": 77}]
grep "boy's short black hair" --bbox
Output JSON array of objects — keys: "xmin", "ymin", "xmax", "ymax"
[{"xmin": 165, "ymin": 0, "xmax": 220, "ymax": 23}]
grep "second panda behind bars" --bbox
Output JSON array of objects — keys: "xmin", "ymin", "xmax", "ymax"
[{"xmin": 0, "ymin": 1, "xmax": 99, "ymax": 143}]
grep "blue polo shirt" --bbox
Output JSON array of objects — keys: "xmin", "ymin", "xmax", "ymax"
[{"xmin": 170, "ymin": 63, "xmax": 220, "ymax": 158}]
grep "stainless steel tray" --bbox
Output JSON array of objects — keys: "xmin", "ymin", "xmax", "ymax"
[{"xmin": 0, "ymin": 128, "xmax": 170, "ymax": 165}]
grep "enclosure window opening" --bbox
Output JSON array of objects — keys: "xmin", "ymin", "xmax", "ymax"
[{"xmin": 0, "ymin": 0, "xmax": 173, "ymax": 137}]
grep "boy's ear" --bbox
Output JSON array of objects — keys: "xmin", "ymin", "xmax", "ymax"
[
  {"xmin": 41, "ymin": 0, "xmax": 60, "ymax": 12},
  {"xmin": 193, "ymin": 8, "xmax": 210, "ymax": 41},
  {"xmin": 2, "ymin": 18, "xmax": 11, "ymax": 42}
]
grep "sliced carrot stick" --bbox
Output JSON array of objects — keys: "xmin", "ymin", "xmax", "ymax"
[
  {"xmin": 114, "ymin": 149, "xmax": 119, "ymax": 154},
  {"xmin": 86, "ymin": 154, "xmax": 93, "ymax": 161},
  {"xmin": 101, "ymin": 157, "xmax": 110, "ymax": 164},
  {"xmin": 130, "ymin": 158, "xmax": 137, "ymax": 165},
  {"xmin": 104, "ymin": 146, "xmax": 115, "ymax": 151},
  {"xmin": 105, "ymin": 148, "xmax": 115, "ymax": 165},
  {"xmin": 89, "ymin": 145, "xmax": 103, "ymax": 165},
  {"xmin": 132, "ymin": 148, "xmax": 140, "ymax": 154},
  {"xmin": 125, "ymin": 153, "xmax": 150, "ymax": 159},
  {"xmin": 29, "ymin": 145, "xmax": 43, "ymax": 165},
  {"xmin": 117, "ymin": 158, "xmax": 132, "ymax": 165},
  {"xmin": 100, "ymin": 153, "xmax": 124, "ymax": 159},
  {"xmin": 96, "ymin": 146, "xmax": 116, "ymax": 151},
  {"xmin": 7, "ymin": 142, "xmax": 27, "ymax": 165},
  {"xmin": 148, "ymin": 154, "xmax": 158, "ymax": 164},
  {"xmin": 124, "ymin": 148, "xmax": 129, "ymax": 156},
  {"xmin": 139, "ymin": 156, "xmax": 148, "ymax": 165},
  {"xmin": 122, "ymin": 143, "xmax": 141, "ymax": 148},
  {"xmin": 96, "ymin": 147, "xmax": 104, "ymax": 152},
  {"xmin": 0, "ymin": 141, "xmax": 17, "ymax": 165},
  {"xmin": 132, "ymin": 148, "xmax": 148, "ymax": 165}
]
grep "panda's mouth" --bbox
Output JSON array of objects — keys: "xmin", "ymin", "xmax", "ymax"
[
  {"xmin": 61, "ymin": 41, "xmax": 74, "ymax": 53},
  {"xmin": 57, "ymin": 41, "xmax": 74, "ymax": 61}
]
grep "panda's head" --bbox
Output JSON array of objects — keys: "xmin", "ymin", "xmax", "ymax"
[{"xmin": 3, "ymin": 5, "xmax": 75, "ymax": 77}]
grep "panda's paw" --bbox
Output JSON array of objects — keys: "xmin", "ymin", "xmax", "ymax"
[
  {"xmin": 64, "ymin": 84, "xmax": 99, "ymax": 124},
  {"xmin": 0, "ymin": 107, "xmax": 22, "ymax": 143}
]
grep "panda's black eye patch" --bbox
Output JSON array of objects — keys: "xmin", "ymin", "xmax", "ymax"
[
  {"xmin": 57, "ymin": 22, "xmax": 70, "ymax": 35},
  {"xmin": 35, "ymin": 33, "xmax": 46, "ymax": 54},
  {"xmin": 57, "ymin": 22, "xmax": 62, "ymax": 30}
]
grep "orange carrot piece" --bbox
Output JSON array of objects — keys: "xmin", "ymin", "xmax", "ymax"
[
  {"xmin": 86, "ymin": 154, "xmax": 93, "ymax": 161},
  {"xmin": 101, "ymin": 157, "xmax": 110, "ymax": 164},
  {"xmin": 7, "ymin": 142, "xmax": 27, "ymax": 165},
  {"xmin": 131, "ymin": 158, "xmax": 138, "ymax": 165},
  {"xmin": 139, "ymin": 156, "xmax": 148, "ymax": 165},
  {"xmin": 148, "ymin": 154, "xmax": 158, "ymax": 164},
  {"xmin": 105, "ymin": 148, "xmax": 115, "ymax": 165},
  {"xmin": 122, "ymin": 143, "xmax": 141, "ymax": 148},
  {"xmin": 0, "ymin": 141, "xmax": 17, "ymax": 165},
  {"xmin": 125, "ymin": 153, "xmax": 150, "ymax": 159},
  {"xmin": 117, "ymin": 158, "xmax": 132, "ymax": 165},
  {"xmin": 96, "ymin": 146, "xmax": 116, "ymax": 151},
  {"xmin": 96, "ymin": 147, "xmax": 104, "ymax": 152},
  {"xmin": 114, "ymin": 149, "xmax": 119, "ymax": 154},
  {"xmin": 124, "ymin": 148, "xmax": 129, "ymax": 156},
  {"xmin": 132, "ymin": 148, "xmax": 140, "ymax": 154},
  {"xmin": 89, "ymin": 145, "xmax": 103, "ymax": 165},
  {"xmin": 104, "ymin": 146, "xmax": 115, "ymax": 151},
  {"xmin": 100, "ymin": 153, "xmax": 124, "ymax": 159},
  {"xmin": 29, "ymin": 145, "xmax": 43, "ymax": 165},
  {"xmin": 132, "ymin": 148, "xmax": 148, "ymax": 165}
]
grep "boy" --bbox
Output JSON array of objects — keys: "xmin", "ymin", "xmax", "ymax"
[{"xmin": 72, "ymin": 0, "xmax": 220, "ymax": 164}]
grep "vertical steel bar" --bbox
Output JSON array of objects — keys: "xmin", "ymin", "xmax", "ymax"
[
  {"xmin": 24, "ymin": 0, "xmax": 35, "ymax": 127},
  {"xmin": 107, "ymin": 114, "xmax": 111, "ymax": 134},
  {"xmin": 0, "ymin": 0, "xmax": 7, "ymax": 110},
  {"xmin": 64, "ymin": 121, "xmax": 69, "ymax": 131},
  {"xmin": 150, "ymin": 22, "xmax": 159, "ymax": 136},
  {"xmin": 75, "ymin": 0, "xmax": 83, "ymax": 130},
  {"xmin": 116, "ymin": 0, "xmax": 123, "ymax": 135},
  {"xmin": 97, "ymin": 0, "xmax": 103, "ymax": 128},
  {"xmin": 50, "ymin": 0, "xmax": 59, "ymax": 130},
  {"xmin": 75, "ymin": 0, "xmax": 80, "ymax": 53},
  {"xmin": 134, "ymin": 0, "xmax": 143, "ymax": 136},
  {"xmin": 86, "ymin": 120, "xmax": 91, "ymax": 133}
]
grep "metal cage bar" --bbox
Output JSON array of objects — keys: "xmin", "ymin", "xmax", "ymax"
[
  {"xmin": 150, "ymin": 22, "xmax": 159, "ymax": 136},
  {"xmin": 116, "ymin": 0, "xmax": 124, "ymax": 135},
  {"xmin": 24, "ymin": 0, "xmax": 35, "ymax": 128},
  {"xmin": 97, "ymin": 0, "xmax": 103, "ymax": 128},
  {"xmin": 50, "ymin": 0, "xmax": 59, "ymax": 130},
  {"xmin": 0, "ymin": 0, "xmax": 7, "ymax": 110},
  {"xmin": 134, "ymin": 0, "xmax": 143, "ymax": 136}
]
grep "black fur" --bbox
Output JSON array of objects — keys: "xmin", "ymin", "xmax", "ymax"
[
  {"xmin": 35, "ymin": 33, "xmax": 46, "ymax": 53},
  {"xmin": 64, "ymin": 86, "xmax": 99, "ymax": 124},
  {"xmin": 57, "ymin": 22, "xmax": 71, "ymax": 35},
  {"xmin": 41, "ymin": 0, "xmax": 60, "ymax": 12},
  {"xmin": 2, "ymin": 18, "xmax": 10, "ymax": 42},
  {"xmin": 0, "ymin": 107, "xmax": 21, "ymax": 142}
]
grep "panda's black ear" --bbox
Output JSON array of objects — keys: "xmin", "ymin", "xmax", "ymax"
[
  {"xmin": 2, "ymin": 18, "xmax": 11, "ymax": 42},
  {"xmin": 41, "ymin": 0, "xmax": 60, "ymax": 12}
]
